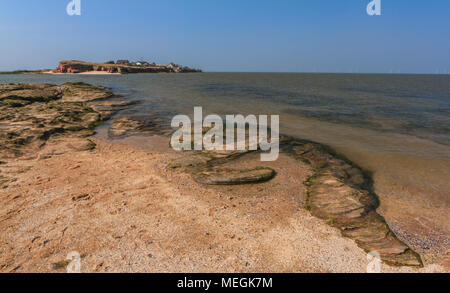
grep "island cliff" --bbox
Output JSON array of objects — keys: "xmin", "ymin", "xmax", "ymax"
[{"xmin": 52, "ymin": 60, "xmax": 202, "ymax": 74}]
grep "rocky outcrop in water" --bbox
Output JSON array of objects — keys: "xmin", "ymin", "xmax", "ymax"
[
  {"xmin": 0, "ymin": 82, "xmax": 129, "ymax": 161},
  {"xmin": 290, "ymin": 140, "xmax": 422, "ymax": 266},
  {"xmin": 108, "ymin": 116, "xmax": 173, "ymax": 137}
]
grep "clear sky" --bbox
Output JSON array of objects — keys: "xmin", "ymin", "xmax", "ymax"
[{"xmin": 0, "ymin": 0, "xmax": 449, "ymax": 73}]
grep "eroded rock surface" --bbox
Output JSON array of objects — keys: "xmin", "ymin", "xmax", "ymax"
[
  {"xmin": 109, "ymin": 115, "xmax": 173, "ymax": 137},
  {"xmin": 288, "ymin": 139, "xmax": 422, "ymax": 266},
  {"xmin": 193, "ymin": 167, "xmax": 275, "ymax": 185},
  {"xmin": 60, "ymin": 82, "xmax": 113, "ymax": 102},
  {"xmin": 109, "ymin": 117, "xmax": 145, "ymax": 137},
  {"xmin": 0, "ymin": 82, "xmax": 126, "ymax": 160}
]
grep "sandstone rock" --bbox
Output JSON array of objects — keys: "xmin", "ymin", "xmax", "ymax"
[
  {"xmin": 193, "ymin": 167, "xmax": 275, "ymax": 185},
  {"xmin": 108, "ymin": 116, "xmax": 172, "ymax": 137},
  {"xmin": 293, "ymin": 141, "xmax": 370, "ymax": 189},
  {"xmin": 0, "ymin": 84, "xmax": 60, "ymax": 103},
  {"xmin": 109, "ymin": 117, "xmax": 143, "ymax": 137},
  {"xmin": 291, "ymin": 140, "xmax": 422, "ymax": 267},
  {"xmin": 88, "ymin": 100, "xmax": 137, "ymax": 121},
  {"xmin": 0, "ymin": 83, "xmax": 112, "ymax": 160},
  {"xmin": 60, "ymin": 82, "xmax": 113, "ymax": 102}
]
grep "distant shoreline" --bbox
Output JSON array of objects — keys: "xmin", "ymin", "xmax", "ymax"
[
  {"xmin": 0, "ymin": 60, "xmax": 202, "ymax": 75},
  {"xmin": 54, "ymin": 60, "xmax": 201, "ymax": 74},
  {"xmin": 2, "ymin": 70, "xmax": 449, "ymax": 76},
  {"xmin": 41, "ymin": 70, "xmax": 121, "ymax": 75}
]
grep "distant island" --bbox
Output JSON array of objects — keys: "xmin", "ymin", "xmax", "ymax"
[{"xmin": 1, "ymin": 60, "xmax": 202, "ymax": 74}]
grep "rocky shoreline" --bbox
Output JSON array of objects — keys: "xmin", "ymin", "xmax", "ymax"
[
  {"xmin": 1, "ymin": 82, "xmax": 444, "ymax": 272},
  {"xmin": 0, "ymin": 82, "xmax": 134, "ymax": 161}
]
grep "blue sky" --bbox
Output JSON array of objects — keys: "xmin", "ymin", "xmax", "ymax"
[{"xmin": 0, "ymin": 0, "xmax": 449, "ymax": 73}]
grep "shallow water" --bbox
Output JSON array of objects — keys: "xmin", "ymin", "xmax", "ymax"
[{"xmin": 1, "ymin": 73, "xmax": 449, "ymax": 260}]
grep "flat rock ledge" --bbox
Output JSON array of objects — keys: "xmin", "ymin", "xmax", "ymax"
[
  {"xmin": 193, "ymin": 167, "xmax": 276, "ymax": 185},
  {"xmin": 289, "ymin": 140, "xmax": 423, "ymax": 267},
  {"xmin": 0, "ymin": 82, "xmax": 128, "ymax": 162},
  {"xmin": 109, "ymin": 116, "xmax": 173, "ymax": 138}
]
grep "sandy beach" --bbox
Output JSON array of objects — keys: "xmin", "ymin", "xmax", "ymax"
[
  {"xmin": 0, "ymin": 136, "xmax": 447, "ymax": 273},
  {"xmin": 0, "ymin": 82, "xmax": 448, "ymax": 273}
]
